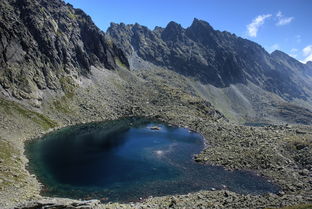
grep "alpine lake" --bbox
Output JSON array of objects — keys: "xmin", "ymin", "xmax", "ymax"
[{"xmin": 25, "ymin": 117, "xmax": 280, "ymax": 203}]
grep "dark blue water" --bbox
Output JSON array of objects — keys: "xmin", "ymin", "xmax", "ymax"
[{"xmin": 26, "ymin": 117, "xmax": 280, "ymax": 202}]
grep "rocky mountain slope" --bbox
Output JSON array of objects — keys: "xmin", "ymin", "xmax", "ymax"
[
  {"xmin": 107, "ymin": 19, "xmax": 312, "ymax": 124},
  {"xmin": 0, "ymin": 0, "xmax": 128, "ymax": 106}
]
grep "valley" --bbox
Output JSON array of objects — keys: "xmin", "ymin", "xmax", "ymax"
[{"xmin": 0, "ymin": 0, "xmax": 311, "ymax": 208}]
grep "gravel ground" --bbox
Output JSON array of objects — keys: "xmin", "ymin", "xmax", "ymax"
[{"xmin": 0, "ymin": 68, "xmax": 311, "ymax": 209}]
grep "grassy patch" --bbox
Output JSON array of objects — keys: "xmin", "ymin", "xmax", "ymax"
[
  {"xmin": 0, "ymin": 140, "xmax": 27, "ymax": 188},
  {"xmin": 52, "ymin": 76, "xmax": 77, "ymax": 115},
  {"xmin": 0, "ymin": 98, "xmax": 57, "ymax": 130},
  {"xmin": 115, "ymin": 57, "xmax": 127, "ymax": 69},
  {"xmin": 0, "ymin": 139, "xmax": 15, "ymax": 165},
  {"xmin": 52, "ymin": 98, "xmax": 73, "ymax": 114},
  {"xmin": 285, "ymin": 134, "xmax": 311, "ymax": 151},
  {"xmin": 59, "ymin": 76, "xmax": 76, "ymax": 98}
]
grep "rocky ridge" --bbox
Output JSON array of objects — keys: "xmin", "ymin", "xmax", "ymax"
[
  {"xmin": 107, "ymin": 20, "xmax": 312, "ymax": 124},
  {"xmin": 107, "ymin": 19, "xmax": 312, "ymax": 100},
  {"xmin": 0, "ymin": 0, "xmax": 128, "ymax": 106}
]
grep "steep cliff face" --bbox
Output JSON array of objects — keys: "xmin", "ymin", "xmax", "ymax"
[
  {"xmin": 107, "ymin": 19, "xmax": 312, "ymax": 102},
  {"xmin": 0, "ymin": 0, "xmax": 128, "ymax": 102}
]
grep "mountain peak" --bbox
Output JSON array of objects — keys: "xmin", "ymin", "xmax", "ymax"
[
  {"xmin": 108, "ymin": 18, "xmax": 312, "ymax": 102},
  {"xmin": 160, "ymin": 21, "xmax": 185, "ymax": 42},
  {"xmin": 192, "ymin": 18, "xmax": 203, "ymax": 24},
  {"xmin": 190, "ymin": 18, "xmax": 213, "ymax": 30},
  {"xmin": 110, "ymin": 22, "xmax": 127, "ymax": 28},
  {"xmin": 271, "ymin": 50, "xmax": 303, "ymax": 65},
  {"xmin": 306, "ymin": 61, "xmax": 312, "ymax": 68},
  {"xmin": 132, "ymin": 22, "xmax": 150, "ymax": 31},
  {"xmin": 165, "ymin": 21, "xmax": 183, "ymax": 30},
  {"xmin": 271, "ymin": 50, "xmax": 288, "ymax": 57}
]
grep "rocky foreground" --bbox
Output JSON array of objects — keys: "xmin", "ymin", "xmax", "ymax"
[{"xmin": 0, "ymin": 67, "xmax": 311, "ymax": 209}]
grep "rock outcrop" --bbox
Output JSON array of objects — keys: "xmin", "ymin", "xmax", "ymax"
[{"xmin": 0, "ymin": 0, "xmax": 128, "ymax": 102}]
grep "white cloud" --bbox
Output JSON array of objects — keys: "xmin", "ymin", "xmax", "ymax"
[
  {"xmin": 276, "ymin": 11, "xmax": 294, "ymax": 26},
  {"xmin": 303, "ymin": 45, "xmax": 312, "ymax": 56},
  {"xmin": 276, "ymin": 11, "xmax": 282, "ymax": 18},
  {"xmin": 247, "ymin": 14, "xmax": 272, "ymax": 37},
  {"xmin": 302, "ymin": 45, "xmax": 312, "ymax": 63},
  {"xmin": 277, "ymin": 17, "xmax": 294, "ymax": 25},
  {"xmin": 303, "ymin": 54, "xmax": 312, "ymax": 63}
]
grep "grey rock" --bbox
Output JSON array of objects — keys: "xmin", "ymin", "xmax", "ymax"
[{"xmin": 0, "ymin": 0, "xmax": 129, "ymax": 101}]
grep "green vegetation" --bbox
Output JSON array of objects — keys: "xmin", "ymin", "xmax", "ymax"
[
  {"xmin": 67, "ymin": 10, "xmax": 77, "ymax": 20},
  {"xmin": 51, "ymin": 76, "xmax": 78, "ymax": 115},
  {"xmin": 0, "ymin": 98, "xmax": 57, "ymax": 130},
  {"xmin": 52, "ymin": 98, "xmax": 73, "ymax": 114},
  {"xmin": 285, "ymin": 134, "xmax": 311, "ymax": 151},
  {"xmin": 0, "ymin": 139, "xmax": 27, "ymax": 189},
  {"xmin": 59, "ymin": 76, "xmax": 76, "ymax": 98},
  {"xmin": 0, "ymin": 139, "xmax": 15, "ymax": 167},
  {"xmin": 115, "ymin": 57, "xmax": 127, "ymax": 69},
  {"xmin": 106, "ymin": 38, "xmax": 114, "ymax": 48}
]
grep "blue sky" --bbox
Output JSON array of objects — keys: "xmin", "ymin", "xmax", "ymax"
[{"xmin": 64, "ymin": 0, "xmax": 312, "ymax": 63}]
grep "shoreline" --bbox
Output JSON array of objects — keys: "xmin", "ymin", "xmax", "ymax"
[
  {"xmin": 0, "ymin": 68, "xmax": 311, "ymax": 208},
  {"xmin": 7, "ymin": 116, "xmax": 311, "ymax": 209}
]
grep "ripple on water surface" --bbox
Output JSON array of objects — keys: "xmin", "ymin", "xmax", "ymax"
[{"xmin": 26, "ymin": 117, "xmax": 280, "ymax": 202}]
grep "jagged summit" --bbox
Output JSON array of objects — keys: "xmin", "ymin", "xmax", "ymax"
[
  {"xmin": 271, "ymin": 50, "xmax": 295, "ymax": 59},
  {"xmin": 165, "ymin": 21, "xmax": 184, "ymax": 29},
  {"xmin": 107, "ymin": 19, "xmax": 312, "ymax": 102},
  {"xmin": 189, "ymin": 18, "xmax": 214, "ymax": 30},
  {"xmin": 161, "ymin": 21, "xmax": 185, "ymax": 41}
]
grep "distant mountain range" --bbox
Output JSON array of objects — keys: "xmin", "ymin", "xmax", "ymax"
[
  {"xmin": 107, "ymin": 19, "xmax": 312, "ymax": 124},
  {"xmin": 108, "ymin": 19, "xmax": 312, "ymax": 101},
  {"xmin": 1, "ymin": 0, "xmax": 312, "ymax": 124}
]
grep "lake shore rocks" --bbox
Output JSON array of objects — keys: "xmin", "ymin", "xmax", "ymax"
[{"xmin": 1, "ymin": 68, "xmax": 312, "ymax": 208}]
